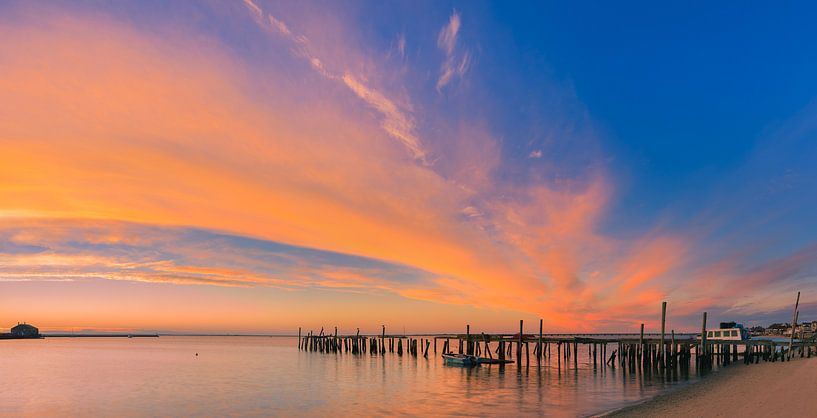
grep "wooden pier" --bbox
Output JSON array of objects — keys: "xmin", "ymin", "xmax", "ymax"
[{"xmin": 298, "ymin": 295, "xmax": 817, "ymax": 372}]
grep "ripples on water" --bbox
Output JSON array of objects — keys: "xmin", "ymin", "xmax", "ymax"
[{"xmin": 0, "ymin": 336, "xmax": 715, "ymax": 417}]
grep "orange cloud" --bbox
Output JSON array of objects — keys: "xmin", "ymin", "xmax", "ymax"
[{"xmin": 0, "ymin": 5, "xmax": 699, "ymax": 331}]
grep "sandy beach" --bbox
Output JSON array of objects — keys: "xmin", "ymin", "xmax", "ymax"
[{"xmin": 607, "ymin": 357, "xmax": 817, "ymax": 417}]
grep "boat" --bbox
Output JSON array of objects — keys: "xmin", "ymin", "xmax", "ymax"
[
  {"xmin": 703, "ymin": 322, "xmax": 750, "ymax": 341},
  {"xmin": 442, "ymin": 353, "xmax": 478, "ymax": 366}
]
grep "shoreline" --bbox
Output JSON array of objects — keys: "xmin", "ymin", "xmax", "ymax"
[{"xmin": 599, "ymin": 356, "xmax": 817, "ymax": 417}]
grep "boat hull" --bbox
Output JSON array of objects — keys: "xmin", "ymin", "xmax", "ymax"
[{"xmin": 442, "ymin": 354, "xmax": 477, "ymax": 366}]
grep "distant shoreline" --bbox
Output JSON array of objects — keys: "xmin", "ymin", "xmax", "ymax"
[
  {"xmin": 0, "ymin": 335, "xmax": 43, "ymax": 340},
  {"xmin": 41, "ymin": 334, "xmax": 287, "ymax": 338},
  {"xmin": 0, "ymin": 334, "xmax": 299, "ymax": 339}
]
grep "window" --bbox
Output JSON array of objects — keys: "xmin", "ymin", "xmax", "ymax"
[
  {"xmin": 708, "ymin": 331, "xmax": 713, "ymax": 337},
  {"xmin": 714, "ymin": 331, "xmax": 721, "ymax": 337},
  {"xmin": 731, "ymin": 330, "xmax": 738, "ymax": 337}
]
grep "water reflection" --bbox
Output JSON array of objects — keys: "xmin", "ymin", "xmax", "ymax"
[{"xmin": 0, "ymin": 336, "xmax": 724, "ymax": 417}]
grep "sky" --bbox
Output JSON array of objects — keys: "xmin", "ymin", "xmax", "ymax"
[{"xmin": 2, "ymin": 0, "xmax": 817, "ymax": 334}]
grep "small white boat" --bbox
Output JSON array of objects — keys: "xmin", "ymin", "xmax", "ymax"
[{"xmin": 442, "ymin": 353, "xmax": 478, "ymax": 366}]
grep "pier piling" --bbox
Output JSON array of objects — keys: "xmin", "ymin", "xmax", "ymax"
[
  {"xmin": 788, "ymin": 291, "xmax": 800, "ymax": 360},
  {"xmin": 659, "ymin": 301, "xmax": 667, "ymax": 369}
]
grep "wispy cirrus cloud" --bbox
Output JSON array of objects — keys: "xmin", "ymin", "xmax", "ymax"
[
  {"xmin": 436, "ymin": 10, "xmax": 471, "ymax": 91},
  {"xmin": 241, "ymin": 0, "xmax": 426, "ymax": 161}
]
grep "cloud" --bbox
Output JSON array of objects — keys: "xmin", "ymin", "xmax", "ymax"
[
  {"xmin": 240, "ymin": 1, "xmax": 426, "ymax": 161},
  {"xmin": 0, "ymin": 8, "xmax": 681, "ymax": 330},
  {"xmin": 436, "ymin": 10, "xmax": 471, "ymax": 91},
  {"xmin": 397, "ymin": 33, "xmax": 406, "ymax": 59},
  {"xmin": 4, "ymin": 3, "xmax": 813, "ymax": 332},
  {"xmin": 340, "ymin": 74, "xmax": 424, "ymax": 159},
  {"xmin": 0, "ymin": 219, "xmax": 437, "ymax": 292},
  {"xmin": 241, "ymin": 0, "xmax": 262, "ymax": 21},
  {"xmin": 437, "ymin": 11, "xmax": 460, "ymax": 56},
  {"xmin": 529, "ymin": 150, "xmax": 543, "ymax": 158}
]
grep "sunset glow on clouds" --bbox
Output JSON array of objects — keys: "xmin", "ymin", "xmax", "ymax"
[{"xmin": 2, "ymin": 1, "xmax": 817, "ymax": 333}]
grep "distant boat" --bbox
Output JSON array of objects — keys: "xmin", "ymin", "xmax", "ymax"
[{"xmin": 442, "ymin": 353, "xmax": 477, "ymax": 366}]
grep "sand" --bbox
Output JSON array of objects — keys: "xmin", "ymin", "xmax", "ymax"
[{"xmin": 607, "ymin": 357, "xmax": 817, "ymax": 417}]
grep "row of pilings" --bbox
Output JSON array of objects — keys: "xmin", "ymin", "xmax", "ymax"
[
  {"xmin": 297, "ymin": 294, "xmax": 816, "ymax": 373},
  {"xmin": 299, "ymin": 326, "xmax": 432, "ymax": 357}
]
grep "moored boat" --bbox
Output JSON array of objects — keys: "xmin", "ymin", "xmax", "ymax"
[{"xmin": 442, "ymin": 353, "xmax": 477, "ymax": 366}]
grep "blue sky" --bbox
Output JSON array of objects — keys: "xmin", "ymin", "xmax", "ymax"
[
  {"xmin": 1, "ymin": 0, "xmax": 816, "ymax": 332},
  {"xmin": 484, "ymin": 1, "xmax": 817, "ymax": 222}
]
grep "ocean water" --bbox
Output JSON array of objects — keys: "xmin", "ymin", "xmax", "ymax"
[{"xmin": 0, "ymin": 336, "xmax": 705, "ymax": 417}]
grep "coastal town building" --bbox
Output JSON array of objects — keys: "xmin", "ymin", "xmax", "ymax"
[
  {"xmin": 765, "ymin": 323, "xmax": 788, "ymax": 335},
  {"xmin": 761, "ymin": 321, "xmax": 817, "ymax": 338}
]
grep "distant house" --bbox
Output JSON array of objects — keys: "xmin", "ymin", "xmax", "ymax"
[
  {"xmin": 765, "ymin": 323, "xmax": 788, "ymax": 335},
  {"xmin": 795, "ymin": 322, "xmax": 815, "ymax": 337},
  {"xmin": 10, "ymin": 323, "xmax": 39, "ymax": 338}
]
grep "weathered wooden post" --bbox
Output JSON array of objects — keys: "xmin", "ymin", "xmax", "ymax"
[
  {"xmin": 466, "ymin": 324, "xmax": 471, "ymax": 355},
  {"xmin": 792, "ymin": 311, "xmax": 799, "ymax": 358},
  {"xmin": 670, "ymin": 330, "xmax": 676, "ymax": 367},
  {"xmin": 482, "ymin": 333, "xmax": 493, "ymax": 360},
  {"xmin": 800, "ymin": 322, "xmax": 806, "ymax": 358},
  {"xmin": 525, "ymin": 341, "xmax": 530, "ymax": 366},
  {"xmin": 538, "ymin": 319, "xmax": 543, "ymax": 363},
  {"xmin": 700, "ymin": 312, "xmax": 708, "ymax": 364},
  {"xmin": 788, "ymin": 291, "xmax": 800, "ymax": 360},
  {"xmin": 518, "ymin": 320, "xmax": 523, "ymax": 363},
  {"xmin": 639, "ymin": 323, "xmax": 644, "ymax": 363},
  {"xmin": 592, "ymin": 343, "xmax": 597, "ymax": 368},
  {"xmin": 659, "ymin": 301, "xmax": 667, "ymax": 369},
  {"xmin": 298, "ymin": 327, "xmax": 302, "ymax": 349},
  {"xmin": 381, "ymin": 325, "xmax": 386, "ymax": 355}
]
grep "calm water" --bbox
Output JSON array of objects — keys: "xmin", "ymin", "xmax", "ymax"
[{"xmin": 0, "ymin": 336, "xmax": 707, "ymax": 417}]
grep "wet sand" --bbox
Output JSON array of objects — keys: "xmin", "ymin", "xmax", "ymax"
[{"xmin": 606, "ymin": 357, "xmax": 817, "ymax": 417}]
